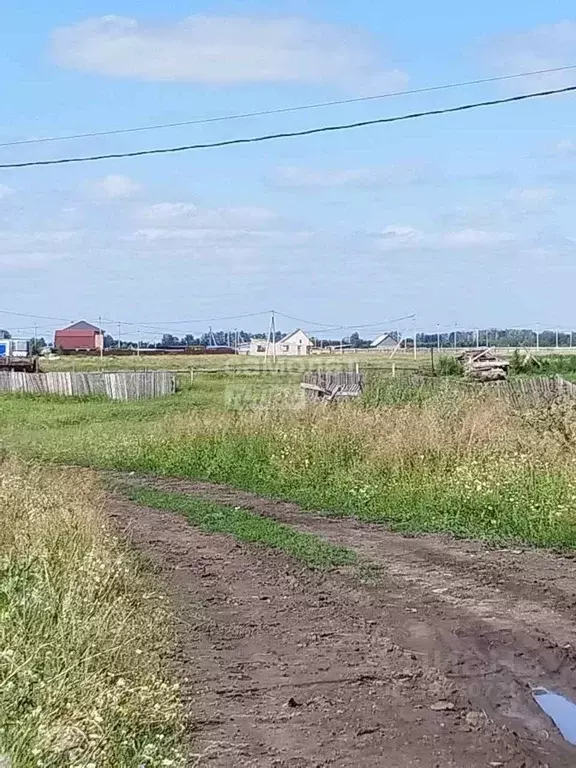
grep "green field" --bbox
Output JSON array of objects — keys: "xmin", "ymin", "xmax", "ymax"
[
  {"xmin": 40, "ymin": 350, "xmax": 429, "ymax": 373},
  {"xmin": 1, "ymin": 367, "xmax": 576, "ymax": 549}
]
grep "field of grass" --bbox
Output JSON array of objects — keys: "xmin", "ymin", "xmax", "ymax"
[
  {"xmin": 0, "ymin": 461, "xmax": 184, "ymax": 767},
  {"xmin": 1, "ymin": 374, "xmax": 576, "ymax": 549},
  {"xmin": 125, "ymin": 487, "xmax": 356, "ymax": 569},
  {"xmin": 39, "ymin": 347, "xmax": 576, "ymax": 376},
  {"xmin": 40, "ymin": 351, "xmax": 429, "ymax": 374}
]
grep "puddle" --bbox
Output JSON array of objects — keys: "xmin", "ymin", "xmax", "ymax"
[{"xmin": 532, "ymin": 688, "xmax": 576, "ymax": 745}]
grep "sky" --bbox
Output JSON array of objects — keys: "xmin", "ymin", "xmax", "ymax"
[{"xmin": 2, "ymin": 1, "xmax": 576, "ymax": 341}]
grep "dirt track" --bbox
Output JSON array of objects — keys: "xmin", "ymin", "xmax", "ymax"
[{"xmin": 109, "ymin": 476, "xmax": 576, "ymax": 767}]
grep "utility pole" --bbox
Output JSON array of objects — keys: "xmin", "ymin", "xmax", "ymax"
[
  {"xmin": 271, "ymin": 311, "xmax": 277, "ymax": 363},
  {"xmin": 137, "ymin": 328, "xmax": 141, "ymax": 357},
  {"xmin": 536, "ymin": 327, "xmax": 540, "ymax": 350},
  {"xmin": 571, "ymin": 330, "xmax": 573, "ymax": 350},
  {"xmin": 556, "ymin": 328, "xmax": 560, "ymax": 350},
  {"xmin": 453, "ymin": 323, "xmax": 457, "ymax": 350},
  {"xmin": 265, "ymin": 310, "xmax": 277, "ymax": 363},
  {"xmin": 475, "ymin": 329, "xmax": 479, "ymax": 348},
  {"xmin": 437, "ymin": 324, "xmax": 441, "ymax": 352},
  {"xmin": 117, "ymin": 322, "xmax": 121, "ymax": 349},
  {"xmin": 413, "ymin": 318, "xmax": 417, "ymax": 359},
  {"xmin": 99, "ymin": 315, "xmax": 104, "ymax": 361}
]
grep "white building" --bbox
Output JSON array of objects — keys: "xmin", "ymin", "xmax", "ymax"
[
  {"xmin": 276, "ymin": 329, "xmax": 313, "ymax": 356},
  {"xmin": 238, "ymin": 329, "xmax": 313, "ymax": 356},
  {"xmin": 370, "ymin": 332, "xmax": 398, "ymax": 350}
]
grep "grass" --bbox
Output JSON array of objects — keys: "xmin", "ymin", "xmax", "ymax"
[
  {"xmin": 510, "ymin": 351, "xmax": 576, "ymax": 377},
  {"xmin": 2, "ymin": 374, "xmax": 576, "ymax": 550},
  {"xmin": 125, "ymin": 487, "xmax": 357, "ymax": 569},
  {"xmin": 0, "ymin": 461, "xmax": 184, "ymax": 767},
  {"xmin": 40, "ymin": 351, "xmax": 430, "ymax": 374}
]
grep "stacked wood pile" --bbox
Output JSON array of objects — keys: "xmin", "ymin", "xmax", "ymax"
[
  {"xmin": 301, "ymin": 371, "xmax": 364, "ymax": 401},
  {"xmin": 458, "ymin": 348, "xmax": 509, "ymax": 382}
]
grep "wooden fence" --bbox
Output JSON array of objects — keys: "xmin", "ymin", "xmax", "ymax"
[
  {"xmin": 493, "ymin": 376, "xmax": 576, "ymax": 405},
  {"xmin": 0, "ymin": 371, "xmax": 175, "ymax": 400},
  {"xmin": 301, "ymin": 371, "xmax": 364, "ymax": 400},
  {"xmin": 364, "ymin": 373, "xmax": 576, "ymax": 406}
]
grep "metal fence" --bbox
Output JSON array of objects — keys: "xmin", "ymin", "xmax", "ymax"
[{"xmin": 0, "ymin": 371, "xmax": 175, "ymax": 400}]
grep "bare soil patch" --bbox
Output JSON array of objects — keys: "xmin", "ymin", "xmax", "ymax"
[{"xmin": 109, "ymin": 476, "xmax": 576, "ymax": 766}]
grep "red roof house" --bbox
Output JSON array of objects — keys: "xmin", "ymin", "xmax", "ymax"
[{"xmin": 54, "ymin": 321, "xmax": 105, "ymax": 352}]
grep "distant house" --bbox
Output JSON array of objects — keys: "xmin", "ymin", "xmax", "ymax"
[
  {"xmin": 370, "ymin": 332, "xmax": 398, "ymax": 350},
  {"xmin": 237, "ymin": 342, "xmax": 252, "ymax": 355},
  {"xmin": 240, "ymin": 329, "xmax": 313, "ymax": 356},
  {"xmin": 54, "ymin": 321, "xmax": 105, "ymax": 352},
  {"xmin": 276, "ymin": 329, "xmax": 313, "ymax": 356}
]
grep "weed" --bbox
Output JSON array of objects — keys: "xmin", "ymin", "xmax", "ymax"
[
  {"xmin": 0, "ymin": 461, "xmax": 184, "ymax": 767},
  {"xmin": 125, "ymin": 487, "xmax": 357, "ymax": 569},
  {"xmin": 437, "ymin": 355, "xmax": 464, "ymax": 377},
  {"xmin": 2, "ymin": 377, "xmax": 576, "ymax": 550}
]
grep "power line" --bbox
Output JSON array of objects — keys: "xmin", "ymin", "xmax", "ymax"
[
  {"xmin": 0, "ymin": 307, "xmax": 271, "ymax": 332},
  {"xmin": 0, "ymin": 308, "xmax": 72, "ymax": 322},
  {"xmin": 313, "ymin": 314, "xmax": 417, "ymax": 334},
  {"xmin": 2, "ymin": 63, "xmax": 576, "ymax": 149},
  {"xmin": 274, "ymin": 311, "xmax": 336, "ymax": 328},
  {"xmin": 132, "ymin": 310, "xmax": 270, "ymax": 327},
  {"xmin": 2, "ymin": 84, "xmax": 574, "ymax": 170}
]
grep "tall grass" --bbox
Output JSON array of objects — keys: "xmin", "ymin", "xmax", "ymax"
[
  {"xmin": 3, "ymin": 384, "xmax": 576, "ymax": 548},
  {"xmin": 0, "ymin": 461, "xmax": 184, "ymax": 767},
  {"xmin": 510, "ymin": 351, "xmax": 576, "ymax": 377}
]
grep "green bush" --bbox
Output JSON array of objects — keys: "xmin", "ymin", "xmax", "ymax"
[{"xmin": 437, "ymin": 356, "xmax": 464, "ymax": 376}]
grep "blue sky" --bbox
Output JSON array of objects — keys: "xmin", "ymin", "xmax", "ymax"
[{"xmin": 1, "ymin": 0, "xmax": 576, "ymax": 340}]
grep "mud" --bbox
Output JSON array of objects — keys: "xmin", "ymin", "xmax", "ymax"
[{"xmin": 109, "ymin": 475, "xmax": 576, "ymax": 766}]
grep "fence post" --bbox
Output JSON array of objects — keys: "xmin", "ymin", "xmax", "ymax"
[{"xmin": 392, "ymin": 363, "xmax": 396, "ymax": 378}]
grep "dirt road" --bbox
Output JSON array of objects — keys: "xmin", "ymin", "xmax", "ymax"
[{"xmin": 109, "ymin": 476, "xmax": 576, "ymax": 767}]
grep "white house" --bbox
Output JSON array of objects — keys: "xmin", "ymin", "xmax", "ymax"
[
  {"xmin": 239, "ymin": 329, "xmax": 313, "ymax": 356},
  {"xmin": 276, "ymin": 329, "xmax": 313, "ymax": 356},
  {"xmin": 371, "ymin": 332, "xmax": 398, "ymax": 350}
]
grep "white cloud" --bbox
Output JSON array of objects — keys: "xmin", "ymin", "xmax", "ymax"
[
  {"xmin": 442, "ymin": 229, "xmax": 515, "ymax": 247},
  {"xmin": 486, "ymin": 21, "xmax": 576, "ymax": 87},
  {"xmin": 508, "ymin": 187, "xmax": 555, "ymax": 204},
  {"xmin": 378, "ymin": 225, "xmax": 515, "ymax": 251},
  {"xmin": 128, "ymin": 201, "xmax": 309, "ymax": 257},
  {"xmin": 380, "ymin": 225, "xmax": 424, "ymax": 249},
  {"xmin": 90, "ymin": 174, "xmax": 142, "ymax": 199},
  {"xmin": 139, "ymin": 202, "xmax": 278, "ymax": 229},
  {"xmin": 51, "ymin": 15, "xmax": 407, "ymax": 88},
  {"xmin": 0, "ymin": 230, "xmax": 78, "ymax": 267},
  {"xmin": 506, "ymin": 187, "xmax": 556, "ymax": 213},
  {"xmin": 0, "ymin": 185, "xmax": 15, "ymax": 200}
]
